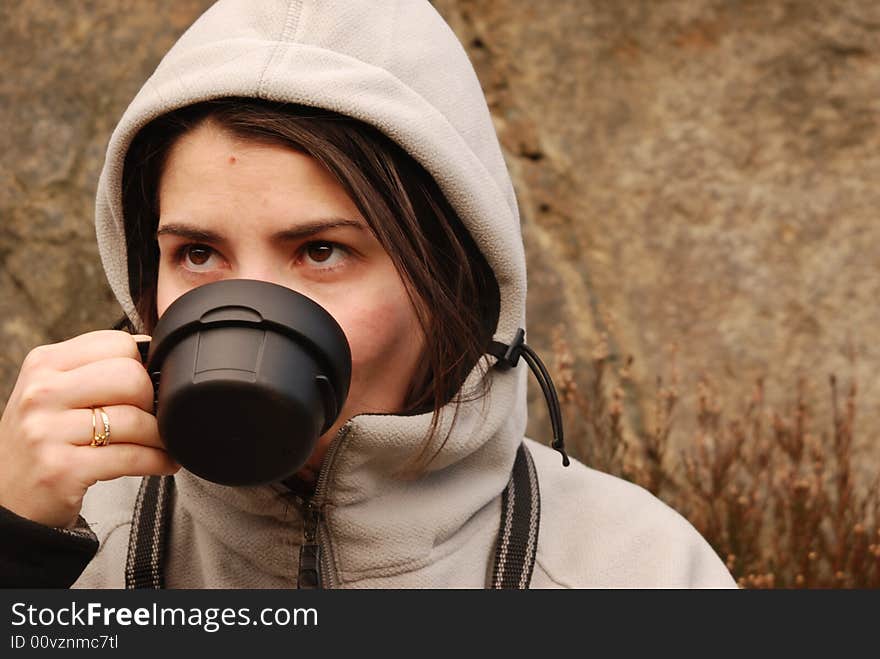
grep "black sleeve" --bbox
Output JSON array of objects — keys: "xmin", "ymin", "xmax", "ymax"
[{"xmin": 0, "ymin": 505, "xmax": 98, "ymax": 588}]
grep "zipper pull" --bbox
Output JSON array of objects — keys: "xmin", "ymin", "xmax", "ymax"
[{"xmin": 297, "ymin": 501, "xmax": 322, "ymax": 589}]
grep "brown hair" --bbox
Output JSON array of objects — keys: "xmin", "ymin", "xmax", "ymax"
[{"xmin": 118, "ymin": 97, "xmax": 500, "ymax": 469}]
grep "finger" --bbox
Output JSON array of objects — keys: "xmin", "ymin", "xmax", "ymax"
[
  {"xmin": 53, "ymin": 357, "xmax": 155, "ymax": 412},
  {"xmin": 26, "ymin": 330, "xmax": 149, "ymax": 373},
  {"xmin": 58, "ymin": 405, "xmax": 164, "ymax": 450},
  {"xmin": 74, "ymin": 444, "xmax": 180, "ymax": 484}
]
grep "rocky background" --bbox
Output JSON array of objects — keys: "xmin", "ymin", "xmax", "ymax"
[{"xmin": 2, "ymin": 1, "xmax": 878, "ymax": 467}]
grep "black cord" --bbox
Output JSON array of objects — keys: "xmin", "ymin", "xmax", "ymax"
[
  {"xmin": 488, "ymin": 331, "xmax": 570, "ymax": 467},
  {"xmin": 520, "ymin": 344, "xmax": 569, "ymax": 467}
]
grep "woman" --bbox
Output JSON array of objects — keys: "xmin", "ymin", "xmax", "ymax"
[{"xmin": 0, "ymin": 0, "xmax": 735, "ymax": 588}]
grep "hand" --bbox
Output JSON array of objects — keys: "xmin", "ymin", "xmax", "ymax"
[{"xmin": 0, "ymin": 330, "xmax": 180, "ymax": 528}]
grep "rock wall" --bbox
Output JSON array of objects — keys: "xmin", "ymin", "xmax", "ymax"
[{"xmin": 2, "ymin": 1, "xmax": 878, "ymax": 460}]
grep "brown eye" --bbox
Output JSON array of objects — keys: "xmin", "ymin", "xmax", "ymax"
[
  {"xmin": 186, "ymin": 245, "xmax": 212, "ymax": 266},
  {"xmin": 306, "ymin": 243, "xmax": 334, "ymax": 263}
]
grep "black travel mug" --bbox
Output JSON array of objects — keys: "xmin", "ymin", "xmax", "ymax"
[{"xmin": 137, "ymin": 279, "xmax": 351, "ymax": 486}]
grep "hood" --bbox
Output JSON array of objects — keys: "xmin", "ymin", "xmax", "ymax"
[{"xmin": 93, "ymin": 0, "xmax": 530, "ymax": 584}]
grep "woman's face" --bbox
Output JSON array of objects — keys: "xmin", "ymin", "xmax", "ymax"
[{"xmin": 155, "ymin": 120, "xmax": 425, "ymax": 475}]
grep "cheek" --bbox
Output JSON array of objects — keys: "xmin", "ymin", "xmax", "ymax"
[
  {"xmin": 327, "ymin": 287, "xmax": 424, "ymax": 384},
  {"xmin": 155, "ymin": 267, "xmax": 187, "ymax": 318}
]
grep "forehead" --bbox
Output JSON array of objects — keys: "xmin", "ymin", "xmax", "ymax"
[{"xmin": 157, "ymin": 121, "xmax": 364, "ymax": 231}]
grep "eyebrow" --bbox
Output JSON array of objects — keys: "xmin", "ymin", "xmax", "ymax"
[{"xmin": 155, "ymin": 219, "xmax": 367, "ymax": 243}]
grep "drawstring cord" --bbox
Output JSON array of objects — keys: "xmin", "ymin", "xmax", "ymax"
[{"xmin": 489, "ymin": 328, "xmax": 570, "ymax": 467}]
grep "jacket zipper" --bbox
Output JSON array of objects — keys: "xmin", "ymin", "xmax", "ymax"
[
  {"xmin": 297, "ymin": 500, "xmax": 323, "ymax": 589},
  {"xmin": 296, "ymin": 422, "xmax": 351, "ymax": 589}
]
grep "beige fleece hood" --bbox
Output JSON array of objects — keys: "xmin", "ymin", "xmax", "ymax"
[{"xmin": 87, "ymin": 0, "xmax": 532, "ymax": 587}]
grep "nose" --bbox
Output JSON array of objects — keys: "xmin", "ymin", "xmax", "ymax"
[
  {"xmin": 233, "ymin": 260, "xmax": 300, "ymax": 296},
  {"xmin": 233, "ymin": 258, "xmax": 281, "ymax": 284}
]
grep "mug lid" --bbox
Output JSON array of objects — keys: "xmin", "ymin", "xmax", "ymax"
[{"xmin": 146, "ymin": 279, "xmax": 351, "ymax": 405}]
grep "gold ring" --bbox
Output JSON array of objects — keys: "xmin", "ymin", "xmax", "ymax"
[{"xmin": 90, "ymin": 407, "xmax": 111, "ymax": 447}]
